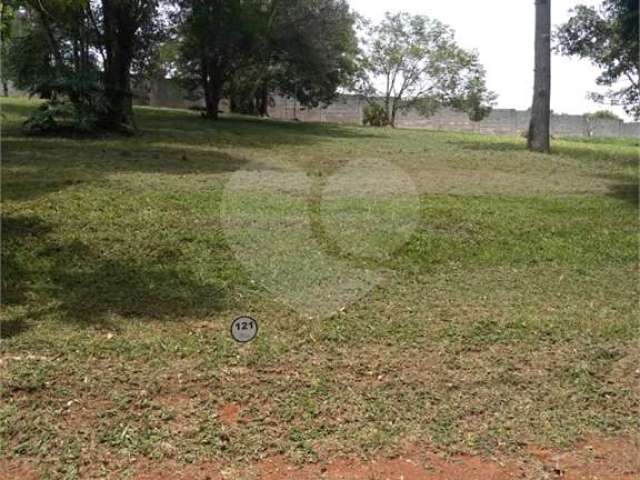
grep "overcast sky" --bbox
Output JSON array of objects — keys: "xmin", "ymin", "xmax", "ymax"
[{"xmin": 348, "ymin": 0, "xmax": 631, "ymax": 120}]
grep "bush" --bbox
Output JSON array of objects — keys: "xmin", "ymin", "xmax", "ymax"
[
  {"xmin": 363, "ymin": 103, "xmax": 389, "ymax": 127},
  {"xmin": 23, "ymin": 98, "xmax": 105, "ymax": 135},
  {"xmin": 23, "ymin": 101, "xmax": 67, "ymax": 134},
  {"xmin": 22, "ymin": 77, "xmax": 109, "ymax": 135},
  {"xmin": 587, "ymin": 110, "xmax": 621, "ymax": 121}
]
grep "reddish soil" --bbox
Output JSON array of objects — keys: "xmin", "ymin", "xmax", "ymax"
[
  {"xmin": 218, "ymin": 403, "xmax": 241, "ymax": 426},
  {"xmin": 527, "ymin": 436, "xmax": 640, "ymax": 480},
  {"xmin": 252, "ymin": 453, "xmax": 523, "ymax": 480},
  {"xmin": 0, "ymin": 460, "xmax": 41, "ymax": 480},
  {"xmin": 2, "ymin": 436, "xmax": 638, "ymax": 479}
]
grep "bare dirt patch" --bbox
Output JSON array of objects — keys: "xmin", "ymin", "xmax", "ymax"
[
  {"xmin": 218, "ymin": 403, "xmax": 241, "ymax": 426},
  {"xmin": 0, "ymin": 460, "xmax": 41, "ymax": 480},
  {"xmin": 528, "ymin": 436, "xmax": 640, "ymax": 480},
  {"xmin": 254, "ymin": 452, "xmax": 523, "ymax": 480}
]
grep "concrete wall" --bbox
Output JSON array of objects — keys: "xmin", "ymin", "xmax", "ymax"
[
  {"xmin": 134, "ymin": 79, "xmax": 204, "ymax": 110},
  {"xmin": 395, "ymin": 104, "xmax": 638, "ymax": 138},
  {"xmin": 621, "ymin": 122, "xmax": 640, "ymax": 138},
  {"xmin": 132, "ymin": 79, "xmax": 640, "ymax": 138},
  {"xmin": 398, "ymin": 107, "xmax": 519, "ymax": 134},
  {"xmin": 267, "ymin": 95, "xmax": 365, "ymax": 124}
]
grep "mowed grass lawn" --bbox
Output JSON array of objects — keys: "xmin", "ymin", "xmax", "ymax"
[{"xmin": 1, "ymin": 97, "xmax": 639, "ymax": 477}]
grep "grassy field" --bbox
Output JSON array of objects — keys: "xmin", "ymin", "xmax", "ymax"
[{"xmin": 1, "ymin": 97, "xmax": 639, "ymax": 478}]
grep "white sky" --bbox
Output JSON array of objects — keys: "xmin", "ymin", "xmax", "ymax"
[{"xmin": 348, "ymin": 0, "xmax": 632, "ymax": 120}]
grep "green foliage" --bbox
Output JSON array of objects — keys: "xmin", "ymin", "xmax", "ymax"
[
  {"xmin": 22, "ymin": 100, "xmax": 98, "ymax": 135},
  {"xmin": 587, "ymin": 110, "xmax": 622, "ymax": 121},
  {"xmin": 5, "ymin": 8, "xmax": 108, "ymax": 135},
  {"xmin": 5, "ymin": 0, "xmax": 160, "ymax": 133},
  {"xmin": 362, "ymin": 103, "xmax": 388, "ymax": 126},
  {"xmin": 175, "ymin": 0, "xmax": 261, "ymax": 118},
  {"xmin": 226, "ymin": 66, "xmax": 267, "ymax": 115},
  {"xmin": 265, "ymin": 0, "xmax": 359, "ymax": 108},
  {"xmin": 556, "ymin": 0, "xmax": 639, "ymax": 119},
  {"xmin": 176, "ymin": 0, "xmax": 358, "ymax": 118},
  {"xmin": 0, "ymin": 0, "xmax": 17, "ymax": 93},
  {"xmin": 22, "ymin": 100, "xmax": 73, "ymax": 134},
  {"xmin": 5, "ymin": 20, "xmax": 57, "ymax": 94},
  {"xmin": 140, "ymin": 39, "xmax": 180, "ymax": 82},
  {"xmin": 22, "ymin": 82, "xmax": 108, "ymax": 135},
  {"xmin": 355, "ymin": 12, "xmax": 496, "ymax": 127}
]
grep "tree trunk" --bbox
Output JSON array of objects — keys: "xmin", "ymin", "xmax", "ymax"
[
  {"xmin": 390, "ymin": 100, "xmax": 400, "ymax": 128},
  {"xmin": 528, "ymin": 0, "xmax": 551, "ymax": 153},
  {"xmin": 101, "ymin": 0, "xmax": 136, "ymax": 131},
  {"xmin": 202, "ymin": 68, "xmax": 223, "ymax": 120},
  {"xmin": 384, "ymin": 95, "xmax": 391, "ymax": 126},
  {"xmin": 257, "ymin": 80, "xmax": 269, "ymax": 117},
  {"xmin": 2, "ymin": 80, "xmax": 8, "ymax": 97},
  {"xmin": 204, "ymin": 89, "xmax": 220, "ymax": 120}
]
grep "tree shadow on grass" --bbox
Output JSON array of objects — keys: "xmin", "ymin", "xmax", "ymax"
[
  {"xmin": 593, "ymin": 174, "xmax": 640, "ymax": 207},
  {"xmin": 2, "ymin": 98, "xmax": 376, "ymax": 203},
  {"xmin": 2, "ymin": 99, "xmax": 374, "ymax": 149},
  {"xmin": 2, "ymin": 139, "xmax": 258, "ymax": 174},
  {"xmin": 0, "ymin": 318, "xmax": 30, "ymax": 339},
  {"xmin": 608, "ymin": 183, "xmax": 640, "ymax": 207},
  {"xmin": 135, "ymin": 106, "xmax": 374, "ymax": 143},
  {"xmin": 1, "ymin": 178, "xmax": 88, "ymax": 202},
  {"xmin": 1, "ymin": 215, "xmax": 53, "ymax": 338},
  {"xmin": 1, "ymin": 215, "xmax": 52, "ymax": 305},
  {"xmin": 49, "ymin": 242, "xmax": 230, "ymax": 327},
  {"xmin": 452, "ymin": 139, "xmax": 639, "ymax": 166},
  {"xmin": 448, "ymin": 139, "xmax": 526, "ymax": 153},
  {"xmin": 0, "ymin": 143, "xmax": 260, "ymax": 202},
  {"xmin": 1, "ymin": 213, "xmax": 238, "ymax": 336}
]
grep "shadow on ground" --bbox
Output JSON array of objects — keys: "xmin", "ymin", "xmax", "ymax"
[
  {"xmin": 452, "ymin": 138, "xmax": 640, "ymax": 166},
  {"xmin": 1, "ymin": 213, "xmax": 236, "ymax": 335},
  {"xmin": 1, "ymin": 101, "xmax": 376, "ymax": 202},
  {"xmin": 605, "ymin": 182, "xmax": 640, "ymax": 207},
  {"xmin": 1, "ymin": 100, "xmax": 375, "ymax": 149}
]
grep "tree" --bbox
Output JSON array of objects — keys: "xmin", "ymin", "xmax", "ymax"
[
  {"xmin": 258, "ymin": 0, "xmax": 358, "ymax": 114},
  {"xmin": 354, "ymin": 13, "xmax": 495, "ymax": 128},
  {"xmin": 100, "ymin": 0, "xmax": 161, "ymax": 130},
  {"xmin": 175, "ymin": 0, "xmax": 261, "ymax": 119},
  {"xmin": 587, "ymin": 109, "xmax": 622, "ymax": 120},
  {"xmin": 7, "ymin": 0, "xmax": 100, "ymax": 117},
  {"xmin": 556, "ymin": 0, "xmax": 639, "ymax": 120},
  {"xmin": 0, "ymin": 0, "xmax": 18, "ymax": 96},
  {"xmin": 176, "ymin": 0, "xmax": 358, "ymax": 119},
  {"xmin": 5, "ymin": 0, "xmax": 161, "ymax": 133},
  {"xmin": 528, "ymin": 0, "xmax": 551, "ymax": 153}
]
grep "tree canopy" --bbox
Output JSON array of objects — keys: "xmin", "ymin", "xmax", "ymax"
[
  {"xmin": 3, "ymin": 2, "xmax": 504, "ymax": 132},
  {"xmin": 354, "ymin": 12, "xmax": 496, "ymax": 127},
  {"xmin": 556, "ymin": 0, "xmax": 639, "ymax": 120},
  {"xmin": 4, "ymin": 0, "xmax": 161, "ymax": 133},
  {"xmin": 175, "ymin": 0, "xmax": 358, "ymax": 119},
  {"xmin": 587, "ymin": 109, "xmax": 622, "ymax": 121}
]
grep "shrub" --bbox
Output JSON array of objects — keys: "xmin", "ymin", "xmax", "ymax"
[
  {"xmin": 23, "ymin": 98, "xmax": 106, "ymax": 135},
  {"xmin": 363, "ymin": 103, "xmax": 389, "ymax": 127},
  {"xmin": 587, "ymin": 110, "xmax": 621, "ymax": 121},
  {"xmin": 22, "ymin": 77, "xmax": 109, "ymax": 135}
]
